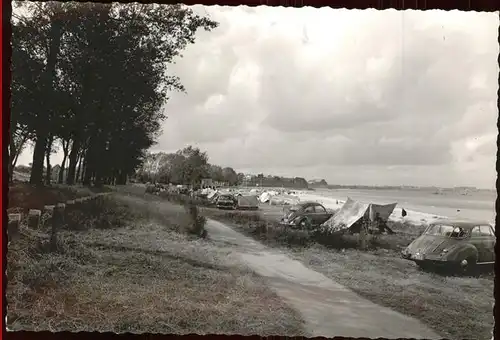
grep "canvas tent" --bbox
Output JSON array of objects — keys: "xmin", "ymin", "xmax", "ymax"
[
  {"xmin": 258, "ymin": 190, "xmax": 280, "ymax": 203},
  {"xmin": 237, "ymin": 195, "xmax": 259, "ymax": 210},
  {"xmin": 259, "ymin": 192, "xmax": 272, "ymax": 203},
  {"xmin": 321, "ymin": 197, "xmax": 397, "ymax": 234},
  {"xmin": 269, "ymin": 194, "xmax": 300, "ymax": 206}
]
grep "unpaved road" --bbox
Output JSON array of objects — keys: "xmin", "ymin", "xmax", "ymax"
[{"xmin": 205, "ymin": 218, "xmax": 441, "ymax": 339}]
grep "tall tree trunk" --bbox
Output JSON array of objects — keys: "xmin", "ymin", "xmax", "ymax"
[
  {"xmin": 58, "ymin": 139, "xmax": 70, "ymax": 184},
  {"xmin": 75, "ymin": 152, "xmax": 83, "ymax": 184},
  {"xmin": 45, "ymin": 135, "xmax": 53, "ymax": 185},
  {"xmin": 66, "ymin": 136, "xmax": 81, "ymax": 185},
  {"xmin": 12, "ymin": 140, "xmax": 24, "ymax": 170},
  {"xmin": 29, "ymin": 19, "xmax": 63, "ymax": 185},
  {"xmin": 30, "ymin": 133, "xmax": 47, "ymax": 185},
  {"xmin": 45, "ymin": 150, "xmax": 51, "ymax": 185},
  {"xmin": 58, "ymin": 154, "xmax": 67, "ymax": 184},
  {"xmin": 80, "ymin": 154, "xmax": 87, "ymax": 183},
  {"xmin": 83, "ymin": 147, "xmax": 93, "ymax": 186},
  {"xmin": 81, "ymin": 155, "xmax": 88, "ymax": 183},
  {"xmin": 8, "ymin": 131, "xmax": 27, "ymax": 183},
  {"xmin": 117, "ymin": 170, "xmax": 127, "ymax": 185},
  {"xmin": 8, "ymin": 141, "xmax": 16, "ymax": 184}
]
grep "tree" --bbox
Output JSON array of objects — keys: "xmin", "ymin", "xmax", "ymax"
[
  {"xmin": 222, "ymin": 167, "xmax": 238, "ymax": 186},
  {"xmin": 237, "ymin": 173, "xmax": 245, "ymax": 185},
  {"xmin": 175, "ymin": 146, "xmax": 209, "ymax": 186},
  {"xmin": 208, "ymin": 165, "xmax": 224, "ymax": 182},
  {"xmin": 12, "ymin": 2, "xmax": 218, "ymax": 186},
  {"xmin": 160, "ymin": 153, "xmax": 187, "ymax": 184}
]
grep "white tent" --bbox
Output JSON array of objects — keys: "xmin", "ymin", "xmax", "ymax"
[
  {"xmin": 259, "ymin": 192, "xmax": 272, "ymax": 203},
  {"xmin": 321, "ymin": 197, "xmax": 397, "ymax": 233},
  {"xmin": 269, "ymin": 194, "xmax": 300, "ymax": 206}
]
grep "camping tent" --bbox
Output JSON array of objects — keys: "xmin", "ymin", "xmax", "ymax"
[
  {"xmin": 206, "ymin": 190, "xmax": 219, "ymax": 204},
  {"xmin": 237, "ymin": 195, "xmax": 259, "ymax": 210},
  {"xmin": 259, "ymin": 192, "xmax": 272, "ymax": 203},
  {"xmin": 269, "ymin": 194, "xmax": 300, "ymax": 206},
  {"xmin": 258, "ymin": 190, "xmax": 281, "ymax": 203},
  {"xmin": 321, "ymin": 197, "xmax": 397, "ymax": 233}
]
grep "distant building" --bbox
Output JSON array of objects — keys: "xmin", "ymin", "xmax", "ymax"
[{"xmin": 308, "ymin": 179, "xmax": 329, "ymax": 187}]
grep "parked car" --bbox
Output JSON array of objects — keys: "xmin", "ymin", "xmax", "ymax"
[
  {"xmin": 280, "ymin": 202, "xmax": 333, "ymax": 229},
  {"xmin": 401, "ymin": 219, "xmax": 495, "ymax": 272},
  {"xmin": 216, "ymin": 194, "xmax": 237, "ymax": 210}
]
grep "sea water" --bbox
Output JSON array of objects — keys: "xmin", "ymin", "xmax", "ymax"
[{"xmin": 300, "ymin": 188, "xmax": 496, "ymax": 224}]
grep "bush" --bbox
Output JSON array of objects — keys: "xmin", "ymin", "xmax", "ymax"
[{"xmin": 184, "ymin": 202, "xmax": 207, "ymax": 238}]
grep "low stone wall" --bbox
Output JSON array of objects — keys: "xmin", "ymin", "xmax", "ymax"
[{"xmin": 7, "ymin": 192, "xmax": 112, "ymax": 250}]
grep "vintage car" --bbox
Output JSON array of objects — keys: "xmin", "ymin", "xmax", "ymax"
[
  {"xmin": 280, "ymin": 202, "xmax": 334, "ymax": 229},
  {"xmin": 401, "ymin": 219, "xmax": 495, "ymax": 272},
  {"xmin": 215, "ymin": 194, "xmax": 237, "ymax": 210}
]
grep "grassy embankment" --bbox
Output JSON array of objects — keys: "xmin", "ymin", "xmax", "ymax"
[
  {"xmin": 8, "ymin": 181, "xmax": 112, "ymax": 214},
  {"xmin": 7, "ymin": 185, "xmax": 305, "ymax": 335}
]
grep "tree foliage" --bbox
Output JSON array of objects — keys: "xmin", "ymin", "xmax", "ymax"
[
  {"xmin": 136, "ymin": 147, "xmax": 311, "ymax": 189},
  {"xmin": 10, "ymin": 1, "xmax": 218, "ymax": 185},
  {"xmin": 137, "ymin": 146, "xmax": 239, "ymax": 187}
]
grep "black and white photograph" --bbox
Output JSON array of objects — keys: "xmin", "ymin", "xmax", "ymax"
[{"xmin": 7, "ymin": 2, "xmax": 498, "ymax": 339}]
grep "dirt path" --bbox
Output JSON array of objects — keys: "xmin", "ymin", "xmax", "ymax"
[{"xmin": 205, "ymin": 218, "xmax": 441, "ymax": 339}]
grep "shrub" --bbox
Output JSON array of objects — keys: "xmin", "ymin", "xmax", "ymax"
[{"xmin": 184, "ymin": 202, "xmax": 207, "ymax": 238}]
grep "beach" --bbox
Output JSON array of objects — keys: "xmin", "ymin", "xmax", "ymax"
[
  {"xmin": 294, "ymin": 188, "xmax": 496, "ymax": 226},
  {"xmin": 239, "ymin": 186, "xmax": 495, "ymax": 226}
]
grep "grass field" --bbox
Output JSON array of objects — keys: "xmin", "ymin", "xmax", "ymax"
[
  {"xmin": 202, "ymin": 205, "xmax": 494, "ymax": 340},
  {"xmin": 7, "ymin": 191, "xmax": 305, "ymax": 335}
]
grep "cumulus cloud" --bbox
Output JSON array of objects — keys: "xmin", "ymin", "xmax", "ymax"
[
  {"xmin": 17, "ymin": 6, "xmax": 499, "ymax": 188},
  {"xmin": 152, "ymin": 7, "xmax": 498, "ymax": 188}
]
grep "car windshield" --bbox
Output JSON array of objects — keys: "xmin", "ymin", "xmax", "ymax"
[{"xmin": 425, "ymin": 224, "xmax": 469, "ymax": 238}]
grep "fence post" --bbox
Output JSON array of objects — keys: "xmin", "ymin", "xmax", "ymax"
[
  {"xmin": 8, "ymin": 213, "xmax": 21, "ymax": 243},
  {"xmin": 27, "ymin": 209, "xmax": 41, "ymax": 229},
  {"xmin": 50, "ymin": 203, "xmax": 65, "ymax": 251},
  {"xmin": 65, "ymin": 200, "xmax": 75, "ymax": 227}
]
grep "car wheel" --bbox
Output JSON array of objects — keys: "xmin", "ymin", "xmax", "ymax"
[
  {"xmin": 458, "ymin": 256, "xmax": 478, "ymax": 275},
  {"xmin": 299, "ymin": 218, "xmax": 312, "ymax": 230}
]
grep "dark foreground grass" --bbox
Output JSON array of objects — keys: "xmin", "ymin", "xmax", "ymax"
[
  {"xmin": 7, "ymin": 192, "xmax": 305, "ymax": 335},
  {"xmin": 203, "ymin": 208, "xmax": 494, "ymax": 340}
]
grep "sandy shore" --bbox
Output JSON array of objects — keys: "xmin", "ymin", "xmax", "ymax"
[
  {"xmin": 236, "ymin": 187, "xmax": 494, "ymax": 226},
  {"xmin": 288, "ymin": 192, "xmax": 445, "ymax": 226}
]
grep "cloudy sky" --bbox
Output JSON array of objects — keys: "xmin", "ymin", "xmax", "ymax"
[{"xmin": 17, "ymin": 7, "xmax": 499, "ymax": 188}]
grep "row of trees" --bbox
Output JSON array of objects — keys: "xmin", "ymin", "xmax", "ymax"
[
  {"xmin": 136, "ymin": 146, "xmax": 240, "ymax": 187},
  {"xmin": 136, "ymin": 146, "xmax": 311, "ymax": 189},
  {"xmin": 245, "ymin": 174, "xmax": 309, "ymax": 189},
  {"xmin": 10, "ymin": 2, "xmax": 218, "ymax": 186}
]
